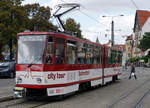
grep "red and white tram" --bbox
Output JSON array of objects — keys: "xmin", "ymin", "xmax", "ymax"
[{"xmin": 14, "ymin": 31, "xmax": 122, "ymax": 98}]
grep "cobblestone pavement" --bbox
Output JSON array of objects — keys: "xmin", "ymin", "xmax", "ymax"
[{"xmin": 0, "ymin": 67, "xmax": 150, "ymax": 108}]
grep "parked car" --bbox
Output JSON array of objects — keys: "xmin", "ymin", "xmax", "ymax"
[{"xmin": 0, "ymin": 60, "xmax": 16, "ymax": 78}]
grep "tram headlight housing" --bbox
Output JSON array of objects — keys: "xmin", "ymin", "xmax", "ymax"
[{"xmin": 36, "ymin": 78, "xmax": 42, "ymax": 83}]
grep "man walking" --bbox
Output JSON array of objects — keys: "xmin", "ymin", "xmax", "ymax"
[{"xmin": 129, "ymin": 63, "xmax": 137, "ymax": 80}]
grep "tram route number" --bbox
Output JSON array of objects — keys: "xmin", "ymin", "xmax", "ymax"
[{"xmin": 48, "ymin": 73, "xmax": 65, "ymax": 80}]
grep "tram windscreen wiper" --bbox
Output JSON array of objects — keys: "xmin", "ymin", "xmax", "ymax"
[{"xmin": 27, "ymin": 54, "xmax": 43, "ymax": 68}]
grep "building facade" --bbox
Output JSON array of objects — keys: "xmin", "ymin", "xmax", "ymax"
[
  {"xmin": 133, "ymin": 10, "xmax": 150, "ymax": 57},
  {"xmin": 125, "ymin": 35, "xmax": 133, "ymax": 61}
]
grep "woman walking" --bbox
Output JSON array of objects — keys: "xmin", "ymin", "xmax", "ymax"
[{"xmin": 129, "ymin": 63, "xmax": 137, "ymax": 80}]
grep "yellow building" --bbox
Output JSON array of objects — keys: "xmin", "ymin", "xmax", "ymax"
[{"xmin": 125, "ymin": 35, "xmax": 133, "ymax": 61}]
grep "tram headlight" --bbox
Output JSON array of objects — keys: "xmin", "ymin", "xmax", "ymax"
[
  {"xmin": 17, "ymin": 77, "xmax": 22, "ymax": 84},
  {"xmin": 36, "ymin": 78, "xmax": 42, "ymax": 83}
]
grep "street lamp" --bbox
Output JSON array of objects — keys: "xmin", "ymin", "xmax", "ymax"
[{"xmin": 102, "ymin": 15, "xmax": 124, "ymax": 47}]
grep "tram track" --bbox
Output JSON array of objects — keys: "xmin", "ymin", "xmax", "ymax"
[
  {"xmin": 134, "ymin": 87, "xmax": 150, "ymax": 108},
  {"xmin": 29, "ymin": 102, "xmax": 51, "ymax": 108},
  {"xmin": 0, "ymin": 98, "xmax": 27, "ymax": 108},
  {"xmin": 0, "ymin": 98, "xmax": 50, "ymax": 108},
  {"xmin": 0, "ymin": 96, "xmax": 65, "ymax": 108},
  {"xmin": 106, "ymin": 77, "xmax": 150, "ymax": 108}
]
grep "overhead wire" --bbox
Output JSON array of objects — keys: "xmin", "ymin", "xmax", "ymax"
[
  {"xmin": 130, "ymin": 0, "xmax": 139, "ymax": 9},
  {"xmin": 60, "ymin": 0, "xmax": 110, "ymax": 28},
  {"xmin": 62, "ymin": 0, "xmax": 127, "ymax": 44},
  {"xmin": 59, "ymin": 0, "xmax": 126, "ymax": 42}
]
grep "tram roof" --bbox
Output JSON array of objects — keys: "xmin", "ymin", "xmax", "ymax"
[{"xmin": 17, "ymin": 31, "xmax": 102, "ymax": 46}]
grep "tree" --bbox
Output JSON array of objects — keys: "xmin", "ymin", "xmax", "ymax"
[
  {"xmin": 0, "ymin": 0, "xmax": 28, "ymax": 60},
  {"xmin": 0, "ymin": 2, "xmax": 57, "ymax": 60},
  {"xmin": 65, "ymin": 18, "xmax": 82, "ymax": 38},
  {"xmin": 1, "ymin": 0, "xmax": 24, "ymax": 5},
  {"xmin": 24, "ymin": 3, "xmax": 57, "ymax": 31},
  {"xmin": 139, "ymin": 32, "xmax": 150, "ymax": 51}
]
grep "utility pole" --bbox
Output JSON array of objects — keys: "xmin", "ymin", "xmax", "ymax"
[
  {"xmin": 111, "ymin": 20, "xmax": 114, "ymax": 47},
  {"xmin": 103, "ymin": 15, "xmax": 123, "ymax": 48}
]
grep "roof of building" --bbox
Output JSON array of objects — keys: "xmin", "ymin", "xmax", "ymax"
[
  {"xmin": 134, "ymin": 10, "xmax": 150, "ymax": 31},
  {"xmin": 104, "ymin": 40, "xmax": 126, "ymax": 51},
  {"xmin": 137, "ymin": 10, "xmax": 150, "ymax": 27},
  {"xmin": 113, "ymin": 44, "xmax": 126, "ymax": 51},
  {"xmin": 96, "ymin": 37, "xmax": 100, "ymax": 43}
]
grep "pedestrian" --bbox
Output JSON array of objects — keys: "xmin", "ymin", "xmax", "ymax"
[
  {"xmin": 125, "ymin": 62, "xmax": 127, "ymax": 70},
  {"xmin": 129, "ymin": 63, "xmax": 137, "ymax": 80}
]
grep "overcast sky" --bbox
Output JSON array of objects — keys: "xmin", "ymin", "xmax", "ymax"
[{"xmin": 22, "ymin": 0, "xmax": 150, "ymax": 44}]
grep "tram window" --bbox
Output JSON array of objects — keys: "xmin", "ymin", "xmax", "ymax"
[
  {"xmin": 93, "ymin": 46, "xmax": 100, "ymax": 64},
  {"xmin": 78, "ymin": 42, "xmax": 86, "ymax": 64},
  {"xmin": 86, "ymin": 44, "xmax": 93, "ymax": 64},
  {"xmin": 111, "ymin": 50, "xmax": 114, "ymax": 63},
  {"xmin": 45, "ymin": 36, "xmax": 54, "ymax": 64},
  {"xmin": 108, "ymin": 48, "xmax": 111, "ymax": 64},
  {"xmin": 99, "ymin": 46, "xmax": 103, "ymax": 65},
  {"xmin": 67, "ymin": 40, "xmax": 77, "ymax": 64},
  {"xmin": 116, "ymin": 51, "xmax": 122, "ymax": 63},
  {"xmin": 55, "ymin": 38, "xmax": 65, "ymax": 65},
  {"xmin": 119, "ymin": 52, "xmax": 122, "ymax": 64},
  {"xmin": 112, "ymin": 50, "xmax": 117, "ymax": 64},
  {"xmin": 105, "ymin": 48, "xmax": 109, "ymax": 64},
  {"xmin": 105, "ymin": 48, "xmax": 111, "ymax": 64}
]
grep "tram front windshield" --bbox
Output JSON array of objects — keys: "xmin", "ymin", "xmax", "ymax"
[{"xmin": 17, "ymin": 35, "xmax": 46, "ymax": 64}]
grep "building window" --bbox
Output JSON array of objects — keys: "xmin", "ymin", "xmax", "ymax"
[{"xmin": 128, "ymin": 53, "xmax": 130, "ymax": 58}]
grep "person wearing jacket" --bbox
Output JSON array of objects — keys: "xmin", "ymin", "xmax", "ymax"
[{"xmin": 129, "ymin": 63, "xmax": 137, "ymax": 79}]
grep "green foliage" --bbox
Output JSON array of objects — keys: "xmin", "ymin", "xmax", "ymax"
[
  {"xmin": 0, "ymin": 0, "xmax": 27, "ymax": 58},
  {"xmin": 0, "ymin": 1, "xmax": 83, "ymax": 60},
  {"xmin": 128, "ymin": 56, "xmax": 150, "ymax": 63},
  {"xmin": 140, "ymin": 56, "xmax": 148, "ymax": 63},
  {"xmin": 0, "ymin": 0, "xmax": 24, "ymax": 5},
  {"xmin": 24, "ymin": 3, "xmax": 57, "ymax": 31},
  {"xmin": 0, "ymin": 1, "xmax": 57, "ymax": 59},
  {"xmin": 65, "ymin": 18, "xmax": 82, "ymax": 38},
  {"xmin": 128, "ymin": 57, "xmax": 139, "ymax": 63},
  {"xmin": 139, "ymin": 32, "xmax": 150, "ymax": 51}
]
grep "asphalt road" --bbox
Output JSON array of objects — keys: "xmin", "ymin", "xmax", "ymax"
[{"xmin": 0, "ymin": 78, "xmax": 15, "ymax": 98}]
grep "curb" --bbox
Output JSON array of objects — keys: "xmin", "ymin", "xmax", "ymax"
[{"xmin": 0, "ymin": 96, "xmax": 14, "ymax": 102}]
